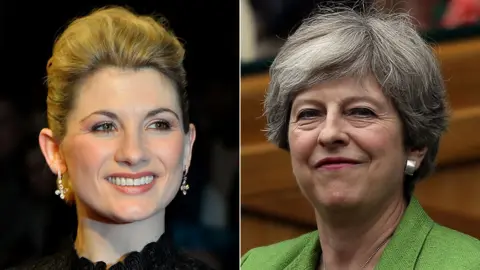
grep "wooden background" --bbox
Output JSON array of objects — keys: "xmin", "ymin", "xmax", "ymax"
[{"xmin": 241, "ymin": 38, "xmax": 480, "ymax": 255}]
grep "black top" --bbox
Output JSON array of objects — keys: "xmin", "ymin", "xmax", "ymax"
[{"xmin": 9, "ymin": 234, "xmax": 214, "ymax": 270}]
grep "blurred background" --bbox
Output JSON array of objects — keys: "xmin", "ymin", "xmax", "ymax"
[
  {"xmin": 241, "ymin": 0, "xmax": 480, "ymax": 62},
  {"xmin": 0, "ymin": 1, "xmax": 238, "ymax": 269},
  {"xmin": 241, "ymin": 0, "xmax": 480, "ymax": 255}
]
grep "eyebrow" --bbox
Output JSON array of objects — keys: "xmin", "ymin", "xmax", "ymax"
[
  {"xmin": 292, "ymin": 95, "xmax": 385, "ymax": 112},
  {"xmin": 341, "ymin": 96, "xmax": 384, "ymax": 108},
  {"xmin": 80, "ymin": 108, "xmax": 180, "ymax": 123}
]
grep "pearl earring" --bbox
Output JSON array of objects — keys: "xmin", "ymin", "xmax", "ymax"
[
  {"xmin": 404, "ymin": 159, "xmax": 417, "ymax": 176},
  {"xmin": 54, "ymin": 169, "xmax": 68, "ymax": 200},
  {"xmin": 180, "ymin": 170, "xmax": 189, "ymax": 195}
]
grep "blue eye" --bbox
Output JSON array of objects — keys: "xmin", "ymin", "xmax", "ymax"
[{"xmin": 92, "ymin": 122, "xmax": 116, "ymax": 133}]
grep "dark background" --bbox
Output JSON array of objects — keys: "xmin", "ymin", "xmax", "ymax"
[{"xmin": 0, "ymin": 1, "xmax": 239, "ymax": 269}]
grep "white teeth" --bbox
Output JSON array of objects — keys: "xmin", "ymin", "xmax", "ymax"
[{"xmin": 107, "ymin": 176, "xmax": 154, "ymax": 186}]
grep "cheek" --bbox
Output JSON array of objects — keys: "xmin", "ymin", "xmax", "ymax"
[
  {"xmin": 288, "ymin": 126, "xmax": 318, "ymax": 172},
  {"xmin": 355, "ymin": 125, "xmax": 406, "ymax": 181},
  {"xmin": 149, "ymin": 134, "xmax": 185, "ymax": 171},
  {"xmin": 64, "ymin": 137, "xmax": 112, "ymax": 177},
  {"xmin": 356, "ymin": 125, "xmax": 404, "ymax": 160}
]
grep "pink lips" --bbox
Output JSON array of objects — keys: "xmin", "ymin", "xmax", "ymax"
[
  {"xmin": 107, "ymin": 171, "xmax": 157, "ymax": 178},
  {"xmin": 315, "ymin": 157, "xmax": 360, "ymax": 170},
  {"xmin": 109, "ymin": 180, "xmax": 156, "ymax": 195},
  {"xmin": 106, "ymin": 171, "xmax": 157, "ymax": 195}
]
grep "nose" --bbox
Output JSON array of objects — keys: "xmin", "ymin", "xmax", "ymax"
[
  {"xmin": 317, "ymin": 112, "xmax": 349, "ymax": 149},
  {"xmin": 115, "ymin": 132, "xmax": 149, "ymax": 166}
]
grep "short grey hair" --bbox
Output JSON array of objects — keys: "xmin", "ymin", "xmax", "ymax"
[{"xmin": 264, "ymin": 7, "xmax": 449, "ymax": 194}]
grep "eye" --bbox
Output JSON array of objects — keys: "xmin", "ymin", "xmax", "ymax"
[
  {"xmin": 91, "ymin": 122, "xmax": 116, "ymax": 133},
  {"xmin": 148, "ymin": 120, "xmax": 171, "ymax": 130},
  {"xmin": 297, "ymin": 109, "xmax": 320, "ymax": 120},
  {"xmin": 347, "ymin": 108, "xmax": 376, "ymax": 117}
]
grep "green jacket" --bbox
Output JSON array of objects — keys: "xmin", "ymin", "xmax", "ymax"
[{"xmin": 241, "ymin": 197, "xmax": 480, "ymax": 269}]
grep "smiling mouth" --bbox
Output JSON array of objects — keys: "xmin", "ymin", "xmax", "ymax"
[
  {"xmin": 318, "ymin": 163, "xmax": 358, "ymax": 170},
  {"xmin": 106, "ymin": 175, "xmax": 155, "ymax": 186}
]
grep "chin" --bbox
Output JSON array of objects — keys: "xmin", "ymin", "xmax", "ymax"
[
  {"xmin": 313, "ymin": 187, "xmax": 363, "ymax": 210},
  {"xmin": 104, "ymin": 202, "xmax": 161, "ymax": 224},
  {"xmin": 324, "ymin": 193, "xmax": 357, "ymax": 207}
]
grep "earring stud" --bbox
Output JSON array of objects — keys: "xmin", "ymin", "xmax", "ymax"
[{"xmin": 404, "ymin": 159, "xmax": 416, "ymax": 176}]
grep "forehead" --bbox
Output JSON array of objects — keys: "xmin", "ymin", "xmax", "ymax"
[
  {"xmin": 73, "ymin": 67, "xmax": 180, "ymax": 113},
  {"xmin": 293, "ymin": 75, "xmax": 387, "ymax": 103}
]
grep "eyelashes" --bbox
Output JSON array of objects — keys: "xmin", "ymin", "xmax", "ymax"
[
  {"xmin": 91, "ymin": 122, "xmax": 116, "ymax": 133},
  {"xmin": 346, "ymin": 107, "xmax": 377, "ymax": 117},
  {"xmin": 297, "ymin": 109, "xmax": 320, "ymax": 120},
  {"xmin": 90, "ymin": 120, "xmax": 172, "ymax": 134},
  {"xmin": 147, "ymin": 120, "xmax": 172, "ymax": 130},
  {"xmin": 296, "ymin": 107, "xmax": 377, "ymax": 121}
]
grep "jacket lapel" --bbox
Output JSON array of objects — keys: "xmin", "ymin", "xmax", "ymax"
[
  {"xmin": 285, "ymin": 231, "xmax": 321, "ymax": 270},
  {"xmin": 376, "ymin": 197, "xmax": 434, "ymax": 269}
]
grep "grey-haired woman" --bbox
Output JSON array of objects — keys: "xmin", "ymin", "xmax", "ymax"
[{"xmin": 241, "ymin": 7, "xmax": 480, "ymax": 270}]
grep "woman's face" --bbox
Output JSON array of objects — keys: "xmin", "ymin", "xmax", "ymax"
[
  {"xmin": 47, "ymin": 67, "xmax": 195, "ymax": 223},
  {"xmin": 288, "ymin": 76, "xmax": 423, "ymax": 210}
]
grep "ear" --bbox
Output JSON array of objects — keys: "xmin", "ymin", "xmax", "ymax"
[
  {"xmin": 406, "ymin": 147, "xmax": 427, "ymax": 171},
  {"xmin": 183, "ymin": 124, "xmax": 196, "ymax": 173},
  {"xmin": 38, "ymin": 128, "xmax": 66, "ymax": 174}
]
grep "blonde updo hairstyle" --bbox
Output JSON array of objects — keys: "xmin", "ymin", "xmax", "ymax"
[{"xmin": 46, "ymin": 6, "xmax": 189, "ymax": 202}]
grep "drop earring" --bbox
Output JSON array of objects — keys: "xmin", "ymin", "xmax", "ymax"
[
  {"xmin": 404, "ymin": 159, "xmax": 417, "ymax": 176},
  {"xmin": 54, "ymin": 168, "xmax": 68, "ymax": 200},
  {"xmin": 180, "ymin": 169, "xmax": 189, "ymax": 195}
]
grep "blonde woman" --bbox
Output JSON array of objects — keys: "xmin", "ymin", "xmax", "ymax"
[{"xmin": 12, "ymin": 6, "xmax": 213, "ymax": 270}]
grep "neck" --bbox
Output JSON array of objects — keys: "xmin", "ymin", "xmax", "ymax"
[
  {"xmin": 74, "ymin": 205, "xmax": 165, "ymax": 265},
  {"xmin": 316, "ymin": 194, "xmax": 406, "ymax": 270}
]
